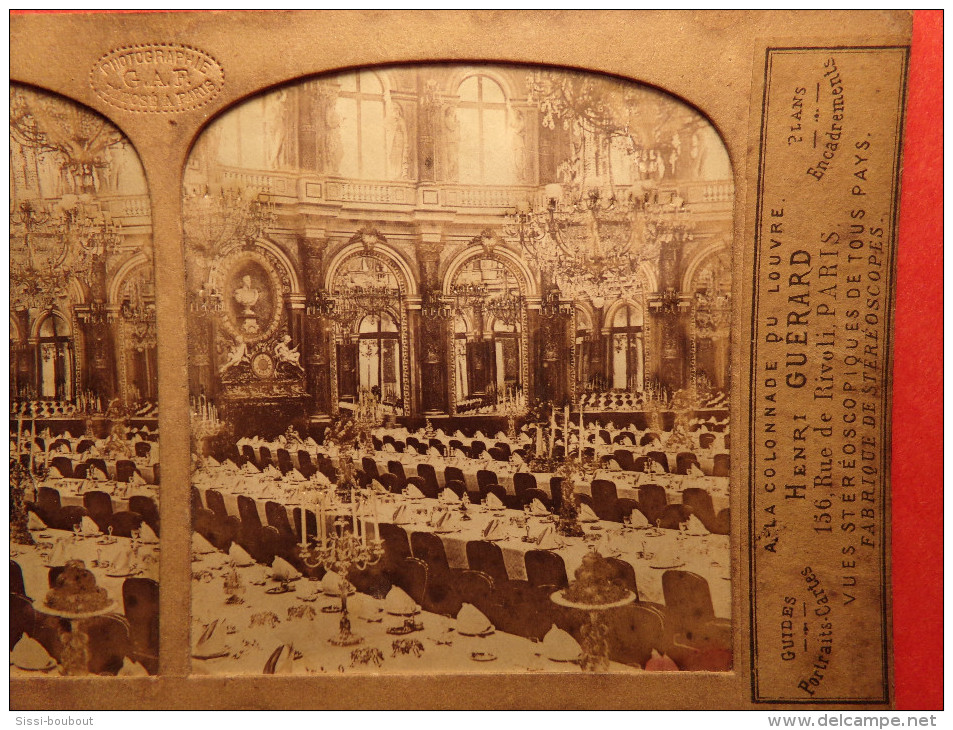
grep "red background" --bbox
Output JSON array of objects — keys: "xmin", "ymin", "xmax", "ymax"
[
  {"xmin": 891, "ymin": 8, "xmax": 943, "ymax": 712},
  {"xmin": 9, "ymin": 7, "xmax": 944, "ymax": 711}
]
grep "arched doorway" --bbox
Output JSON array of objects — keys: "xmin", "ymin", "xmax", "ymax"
[
  {"xmin": 446, "ymin": 254, "xmax": 527, "ymax": 414},
  {"xmin": 607, "ymin": 302, "xmax": 645, "ymax": 392},
  {"xmin": 36, "ymin": 311, "xmax": 74, "ymax": 400}
]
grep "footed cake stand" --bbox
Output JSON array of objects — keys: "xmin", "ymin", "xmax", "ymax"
[
  {"xmin": 35, "ymin": 600, "xmax": 116, "ymax": 676},
  {"xmin": 551, "ymin": 590, "xmax": 635, "ymax": 672}
]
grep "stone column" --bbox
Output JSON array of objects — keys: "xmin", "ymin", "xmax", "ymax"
[
  {"xmin": 298, "ymin": 233, "xmax": 331, "ymax": 416},
  {"xmin": 416, "ymin": 237, "xmax": 448, "ymax": 415}
]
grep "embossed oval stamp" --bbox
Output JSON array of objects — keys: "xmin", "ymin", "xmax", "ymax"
[{"xmin": 90, "ymin": 43, "xmax": 224, "ymax": 113}]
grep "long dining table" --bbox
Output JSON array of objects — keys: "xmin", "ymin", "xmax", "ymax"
[{"xmin": 193, "ymin": 479, "xmax": 731, "ymax": 618}]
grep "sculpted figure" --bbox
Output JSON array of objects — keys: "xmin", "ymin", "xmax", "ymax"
[
  {"xmin": 219, "ymin": 341, "xmax": 248, "ymax": 375},
  {"xmin": 274, "ymin": 334, "xmax": 305, "ymax": 372},
  {"xmin": 234, "ymin": 274, "xmax": 260, "ymax": 316}
]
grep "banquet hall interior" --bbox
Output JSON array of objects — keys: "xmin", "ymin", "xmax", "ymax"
[
  {"xmin": 186, "ymin": 64, "xmax": 734, "ymax": 675},
  {"xmin": 9, "ymin": 85, "xmax": 160, "ymax": 676}
]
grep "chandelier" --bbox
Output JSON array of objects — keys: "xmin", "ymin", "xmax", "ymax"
[
  {"xmin": 314, "ymin": 284, "xmax": 401, "ymax": 334},
  {"xmin": 10, "ymin": 196, "xmax": 122, "ymax": 311},
  {"xmin": 183, "ymin": 184, "xmax": 277, "ymax": 257}
]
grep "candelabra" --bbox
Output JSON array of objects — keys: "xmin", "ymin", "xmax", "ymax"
[
  {"xmin": 301, "ymin": 516, "xmax": 384, "ymax": 646},
  {"xmin": 353, "ymin": 388, "xmax": 383, "ymax": 453}
]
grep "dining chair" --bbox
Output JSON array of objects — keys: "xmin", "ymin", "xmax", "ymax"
[
  {"xmin": 276, "ymin": 449, "xmax": 294, "ymax": 474},
  {"xmin": 241, "ymin": 445, "xmax": 257, "ymax": 466},
  {"xmin": 465, "ymin": 540, "xmax": 509, "ymax": 587},
  {"xmin": 682, "ymin": 487, "xmax": 716, "ymax": 528},
  {"xmin": 83, "ymin": 491, "xmax": 114, "ymax": 533},
  {"xmin": 616, "ymin": 498, "xmax": 641, "ymax": 524},
  {"xmin": 606, "ymin": 603, "xmax": 669, "ymax": 669},
  {"xmin": 476, "ymin": 469, "xmax": 497, "ymax": 491},
  {"xmin": 388, "ymin": 460, "xmax": 407, "ymax": 483},
  {"xmin": 487, "ymin": 447, "xmax": 508, "ymax": 462},
  {"xmin": 613, "ymin": 449, "xmax": 637, "ymax": 472},
  {"xmin": 469, "ymin": 441, "xmax": 487, "ymax": 459},
  {"xmin": 638, "ymin": 484, "xmax": 668, "ymax": 525},
  {"xmin": 493, "ymin": 442, "xmax": 512, "ymax": 458},
  {"xmin": 114, "ymin": 459, "xmax": 138, "ymax": 484},
  {"xmin": 76, "ymin": 439, "xmax": 95, "ymax": 454},
  {"xmin": 395, "ymin": 557, "xmax": 428, "ymax": 607},
  {"xmin": 454, "ymin": 569, "xmax": 497, "ymax": 617},
  {"xmin": 50, "ymin": 456, "xmax": 74, "ymax": 479},
  {"xmin": 122, "ymin": 577, "xmax": 159, "ymax": 671},
  {"xmin": 513, "ymin": 472, "xmax": 537, "ymax": 504},
  {"xmin": 10, "ymin": 593, "xmax": 35, "ymax": 647},
  {"xmin": 190, "ymin": 486, "xmax": 204, "ymax": 517},
  {"xmin": 443, "ymin": 479, "xmax": 467, "ymax": 499},
  {"xmin": 51, "ymin": 505, "xmax": 90, "ymax": 533},
  {"xmin": 712, "ymin": 508, "xmax": 730, "ymax": 535},
  {"xmin": 85, "ymin": 614, "xmax": 133, "ymax": 675},
  {"xmin": 378, "ymin": 472, "xmax": 403, "ymax": 494},
  {"xmin": 524, "ymin": 550, "xmax": 568, "ymax": 590},
  {"xmin": 10, "ymin": 560, "xmax": 25, "ymax": 597},
  {"xmin": 604, "ymin": 556, "xmax": 640, "ymax": 599},
  {"xmin": 640, "ymin": 432, "xmax": 661, "ymax": 447},
  {"xmin": 134, "ymin": 441, "xmax": 152, "ymax": 459},
  {"xmin": 698, "ymin": 432, "xmax": 717, "ymax": 450},
  {"xmin": 35, "ymin": 486, "xmax": 62, "ymax": 524},
  {"xmin": 478, "ymin": 482, "xmax": 508, "ymax": 505},
  {"xmin": 415, "ymin": 463, "xmax": 440, "ymax": 498},
  {"xmin": 491, "ymin": 580, "xmax": 552, "ymax": 641},
  {"xmin": 646, "ymin": 451, "xmax": 670, "ymax": 473},
  {"xmin": 712, "ymin": 453, "xmax": 730, "ymax": 477},
  {"xmin": 657, "ymin": 503, "xmax": 693, "ymax": 530},
  {"xmin": 258, "ymin": 447, "xmax": 274, "ymax": 468},
  {"xmin": 362, "ymin": 457, "xmax": 380, "ymax": 478},
  {"xmin": 444, "ymin": 465, "xmax": 465, "ymax": 485},
  {"xmin": 265, "ymin": 501, "xmax": 296, "ymax": 540},
  {"xmin": 378, "ymin": 523, "xmax": 412, "ymax": 577},
  {"xmin": 296, "ymin": 450, "xmax": 317, "ymax": 478},
  {"xmin": 204, "ymin": 489, "xmax": 229, "ymax": 520},
  {"xmin": 549, "ymin": 477, "xmax": 564, "ymax": 513},
  {"xmin": 129, "ymin": 495, "xmax": 160, "ymax": 535},
  {"xmin": 675, "ymin": 452, "xmax": 701, "ymax": 475},
  {"xmin": 591, "ymin": 479, "xmax": 620, "ymax": 521},
  {"xmin": 522, "ymin": 488, "xmax": 551, "ymax": 511},
  {"xmin": 108, "ymin": 510, "xmax": 144, "ymax": 538},
  {"xmin": 661, "ymin": 570, "xmax": 719, "ymax": 642}
]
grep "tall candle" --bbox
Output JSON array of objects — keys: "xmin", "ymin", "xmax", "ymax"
[
  {"xmin": 579, "ymin": 403, "xmax": 585, "ymax": 456},
  {"xmin": 563, "ymin": 405, "xmax": 570, "ymax": 446}
]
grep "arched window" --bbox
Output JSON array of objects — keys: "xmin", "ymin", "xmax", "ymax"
[
  {"xmin": 609, "ymin": 303, "xmax": 644, "ymax": 391},
  {"xmin": 457, "ymin": 75, "xmax": 512, "ymax": 184},
  {"xmin": 356, "ymin": 312, "xmax": 401, "ymax": 403},
  {"xmin": 335, "ymin": 71, "xmax": 387, "ymax": 180},
  {"xmin": 37, "ymin": 313, "xmax": 74, "ymax": 400},
  {"xmin": 575, "ymin": 307, "xmax": 594, "ymax": 390}
]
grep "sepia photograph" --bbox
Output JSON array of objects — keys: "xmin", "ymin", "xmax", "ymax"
[
  {"xmin": 9, "ymin": 85, "xmax": 160, "ymax": 677},
  {"xmin": 185, "ymin": 64, "xmax": 734, "ymax": 675}
]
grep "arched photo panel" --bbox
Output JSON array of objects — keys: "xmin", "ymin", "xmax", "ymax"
[{"xmin": 181, "ymin": 63, "xmax": 734, "ymax": 677}]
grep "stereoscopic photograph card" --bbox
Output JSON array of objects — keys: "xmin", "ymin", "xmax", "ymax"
[{"xmin": 8, "ymin": 9, "xmax": 921, "ymax": 710}]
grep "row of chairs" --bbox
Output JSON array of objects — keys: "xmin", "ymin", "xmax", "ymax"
[
  {"xmin": 30, "ymin": 486, "xmax": 158, "ymax": 536},
  {"xmin": 602, "ymin": 449, "xmax": 729, "ymax": 477},
  {"xmin": 374, "ymin": 526, "xmax": 729, "ymax": 669},
  {"xmin": 10, "ymin": 561, "xmax": 158, "ymax": 675},
  {"xmin": 48, "ymin": 456, "xmax": 153, "ymax": 484}
]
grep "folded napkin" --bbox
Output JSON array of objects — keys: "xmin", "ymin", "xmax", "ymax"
[
  {"xmin": 511, "ymin": 453, "xmax": 524, "ymax": 465},
  {"xmin": 264, "ymin": 465, "xmax": 281, "ymax": 477},
  {"xmin": 645, "ymin": 648, "xmax": 680, "ymax": 671},
  {"xmin": 312, "ymin": 471, "xmax": 331, "ymax": 486},
  {"xmin": 288, "ymin": 468, "xmax": 306, "ymax": 482},
  {"xmin": 683, "ymin": 514, "xmax": 710, "ymax": 536},
  {"xmin": 228, "ymin": 543, "xmax": 253, "ymax": 565},
  {"xmin": 242, "ymin": 462, "xmax": 260, "ymax": 474},
  {"xmin": 453, "ymin": 430, "xmax": 465, "ymax": 438},
  {"xmin": 383, "ymin": 586, "xmax": 417, "ymax": 615},
  {"xmin": 80, "ymin": 516, "xmax": 99, "ymax": 535},
  {"xmin": 117, "ymin": 657, "xmax": 149, "ymax": 677},
  {"xmin": 349, "ymin": 592, "xmax": 381, "ymax": 621},
  {"xmin": 237, "ymin": 438, "xmax": 251, "ymax": 447},
  {"xmin": 479, "ymin": 450, "xmax": 492, "ymax": 461},
  {"xmin": 578, "ymin": 503, "xmax": 599, "ymax": 522},
  {"xmin": 494, "ymin": 432, "xmax": 507, "ymax": 440},
  {"xmin": 192, "ymin": 532, "xmax": 217, "ymax": 555},
  {"xmin": 484, "ymin": 492, "xmax": 504, "ymax": 510},
  {"xmin": 47, "ymin": 538, "xmax": 73, "ymax": 566},
  {"xmin": 11, "ymin": 635, "xmax": 53, "ymax": 670},
  {"xmin": 28, "ymin": 511, "xmax": 47, "ymax": 530},
  {"xmin": 542, "ymin": 625, "xmax": 582, "ymax": 662},
  {"xmin": 391, "ymin": 505, "xmax": 409, "ymax": 524},
  {"xmin": 536, "ymin": 526, "xmax": 559, "ymax": 550},
  {"xmin": 431, "ymin": 510, "xmax": 456, "ymax": 531},
  {"xmin": 262, "ymin": 644, "xmax": 295, "ymax": 675},
  {"xmin": 321, "ymin": 570, "xmax": 354, "ymax": 596},
  {"xmin": 530, "ymin": 498, "xmax": 549, "ymax": 516},
  {"xmin": 456, "ymin": 603, "xmax": 493, "ymax": 636},
  {"xmin": 139, "ymin": 523, "xmax": 158, "ymax": 543},
  {"xmin": 91, "ymin": 468, "xmax": 109, "ymax": 481},
  {"xmin": 305, "ymin": 437, "xmax": 318, "ymax": 447},
  {"xmin": 382, "ymin": 443, "xmax": 395, "ymax": 453},
  {"xmin": 47, "ymin": 466, "xmax": 64, "ymax": 479},
  {"xmin": 427, "ymin": 447, "xmax": 442, "ymax": 457},
  {"xmin": 688, "ymin": 463, "xmax": 704, "ymax": 476},
  {"xmin": 606, "ymin": 459, "xmax": 622, "ymax": 472},
  {"xmin": 404, "ymin": 484, "xmax": 425, "ymax": 499},
  {"xmin": 453, "ymin": 449, "xmax": 468, "ymax": 458},
  {"xmin": 474, "ymin": 431, "xmax": 485, "ymax": 439},
  {"xmin": 271, "ymin": 556, "xmax": 301, "ymax": 582},
  {"xmin": 371, "ymin": 479, "xmax": 387, "ymax": 493},
  {"xmin": 629, "ymin": 509, "xmax": 650, "ymax": 528},
  {"xmin": 482, "ymin": 518, "xmax": 505, "ymax": 540},
  {"xmin": 223, "ymin": 459, "xmax": 239, "ymax": 472},
  {"xmin": 439, "ymin": 488, "xmax": 460, "ymax": 503},
  {"xmin": 130, "ymin": 471, "xmax": 147, "ymax": 486},
  {"xmin": 193, "ymin": 618, "xmax": 228, "ymax": 656},
  {"xmin": 110, "ymin": 548, "xmax": 136, "ymax": 575}
]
